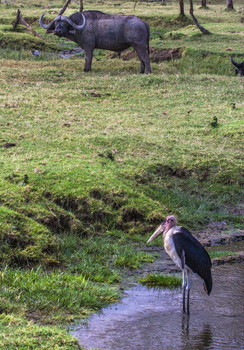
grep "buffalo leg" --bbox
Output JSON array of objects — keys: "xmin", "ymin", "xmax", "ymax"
[
  {"xmin": 133, "ymin": 45, "xmax": 151, "ymax": 74},
  {"xmin": 140, "ymin": 61, "xmax": 145, "ymax": 74},
  {"xmin": 84, "ymin": 49, "xmax": 93, "ymax": 72}
]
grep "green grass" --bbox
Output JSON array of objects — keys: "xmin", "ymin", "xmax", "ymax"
[
  {"xmin": 0, "ymin": 314, "xmax": 79, "ymax": 350},
  {"xmin": 0, "ymin": 267, "xmax": 119, "ymax": 322},
  {"xmin": 209, "ymin": 250, "xmax": 237, "ymax": 259},
  {"xmin": 139, "ymin": 273, "xmax": 182, "ymax": 288},
  {"xmin": 61, "ymin": 234, "xmax": 153, "ymax": 280},
  {"xmin": 0, "ymin": 0, "xmax": 243, "ymax": 348}
]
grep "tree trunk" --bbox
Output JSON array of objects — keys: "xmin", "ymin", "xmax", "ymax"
[
  {"xmin": 80, "ymin": 0, "xmax": 84, "ymax": 12},
  {"xmin": 189, "ymin": 0, "xmax": 211, "ymax": 35},
  {"xmin": 58, "ymin": 0, "xmax": 72, "ymax": 15},
  {"xmin": 226, "ymin": 0, "xmax": 234, "ymax": 10},
  {"xmin": 201, "ymin": 0, "xmax": 207, "ymax": 7},
  {"xmin": 179, "ymin": 0, "xmax": 185, "ymax": 16}
]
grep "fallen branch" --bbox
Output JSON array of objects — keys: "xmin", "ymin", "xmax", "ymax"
[
  {"xmin": 189, "ymin": 0, "xmax": 211, "ymax": 35},
  {"xmin": 13, "ymin": 9, "xmax": 45, "ymax": 39}
]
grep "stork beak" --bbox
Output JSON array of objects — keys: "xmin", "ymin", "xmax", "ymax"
[{"xmin": 147, "ymin": 222, "xmax": 165, "ymax": 244}]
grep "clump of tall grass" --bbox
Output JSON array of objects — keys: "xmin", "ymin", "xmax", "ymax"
[
  {"xmin": 0, "ymin": 313, "xmax": 79, "ymax": 350},
  {"xmin": 0, "ymin": 267, "xmax": 119, "ymax": 322},
  {"xmin": 139, "ymin": 274, "xmax": 182, "ymax": 288}
]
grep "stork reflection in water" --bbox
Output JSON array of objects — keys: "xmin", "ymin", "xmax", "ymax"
[{"xmin": 147, "ymin": 215, "xmax": 212, "ymax": 315}]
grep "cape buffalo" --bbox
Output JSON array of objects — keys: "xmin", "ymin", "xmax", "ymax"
[
  {"xmin": 230, "ymin": 56, "xmax": 244, "ymax": 76},
  {"xmin": 40, "ymin": 11, "xmax": 151, "ymax": 73}
]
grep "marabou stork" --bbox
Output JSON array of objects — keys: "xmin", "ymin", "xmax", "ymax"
[{"xmin": 147, "ymin": 215, "xmax": 212, "ymax": 315}]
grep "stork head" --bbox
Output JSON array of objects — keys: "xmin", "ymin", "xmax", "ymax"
[{"xmin": 147, "ymin": 215, "xmax": 177, "ymax": 243}]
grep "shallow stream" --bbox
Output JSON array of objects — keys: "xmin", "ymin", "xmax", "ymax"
[{"xmin": 72, "ymin": 259, "xmax": 244, "ymax": 350}]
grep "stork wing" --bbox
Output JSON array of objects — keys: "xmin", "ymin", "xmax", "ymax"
[{"xmin": 173, "ymin": 227, "xmax": 212, "ymax": 294}]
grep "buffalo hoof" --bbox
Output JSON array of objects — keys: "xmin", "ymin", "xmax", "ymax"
[{"xmin": 140, "ymin": 70, "xmax": 152, "ymax": 74}]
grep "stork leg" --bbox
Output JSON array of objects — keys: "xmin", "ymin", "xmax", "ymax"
[
  {"xmin": 181, "ymin": 250, "xmax": 186, "ymax": 314},
  {"xmin": 186, "ymin": 269, "xmax": 191, "ymax": 315},
  {"xmin": 182, "ymin": 269, "xmax": 187, "ymax": 314}
]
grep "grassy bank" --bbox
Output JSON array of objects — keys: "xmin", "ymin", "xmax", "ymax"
[{"xmin": 0, "ymin": 0, "xmax": 243, "ymax": 348}]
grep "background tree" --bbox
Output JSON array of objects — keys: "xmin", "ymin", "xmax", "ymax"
[
  {"xmin": 179, "ymin": 0, "xmax": 185, "ymax": 16},
  {"xmin": 201, "ymin": 0, "xmax": 207, "ymax": 7},
  {"xmin": 80, "ymin": 0, "xmax": 84, "ymax": 11},
  {"xmin": 59, "ymin": 0, "xmax": 72, "ymax": 15},
  {"xmin": 226, "ymin": 0, "xmax": 234, "ymax": 10},
  {"xmin": 189, "ymin": 0, "xmax": 211, "ymax": 34}
]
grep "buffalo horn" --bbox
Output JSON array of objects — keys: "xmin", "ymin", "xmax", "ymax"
[
  {"xmin": 39, "ymin": 13, "xmax": 86, "ymax": 31},
  {"xmin": 62, "ymin": 13, "xmax": 86, "ymax": 30},
  {"xmin": 39, "ymin": 13, "xmax": 57, "ymax": 29}
]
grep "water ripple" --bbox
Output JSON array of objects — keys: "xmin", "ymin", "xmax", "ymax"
[{"xmin": 72, "ymin": 263, "xmax": 244, "ymax": 350}]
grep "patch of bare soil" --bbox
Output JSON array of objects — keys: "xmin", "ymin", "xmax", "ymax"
[
  {"xmin": 110, "ymin": 47, "xmax": 183, "ymax": 62},
  {"xmin": 213, "ymin": 251, "xmax": 244, "ymax": 265},
  {"xmin": 150, "ymin": 47, "xmax": 182, "ymax": 62},
  {"xmin": 195, "ymin": 220, "xmax": 244, "ymax": 266},
  {"xmin": 195, "ymin": 221, "xmax": 244, "ymax": 247}
]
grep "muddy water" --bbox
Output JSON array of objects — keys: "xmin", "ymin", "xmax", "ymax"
[{"xmin": 72, "ymin": 263, "xmax": 244, "ymax": 350}]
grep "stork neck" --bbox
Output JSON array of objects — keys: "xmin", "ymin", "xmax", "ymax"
[{"xmin": 163, "ymin": 226, "xmax": 181, "ymax": 238}]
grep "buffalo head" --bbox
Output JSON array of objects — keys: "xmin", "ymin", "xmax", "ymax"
[
  {"xmin": 230, "ymin": 56, "xmax": 244, "ymax": 76},
  {"xmin": 39, "ymin": 13, "xmax": 86, "ymax": 36}
]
